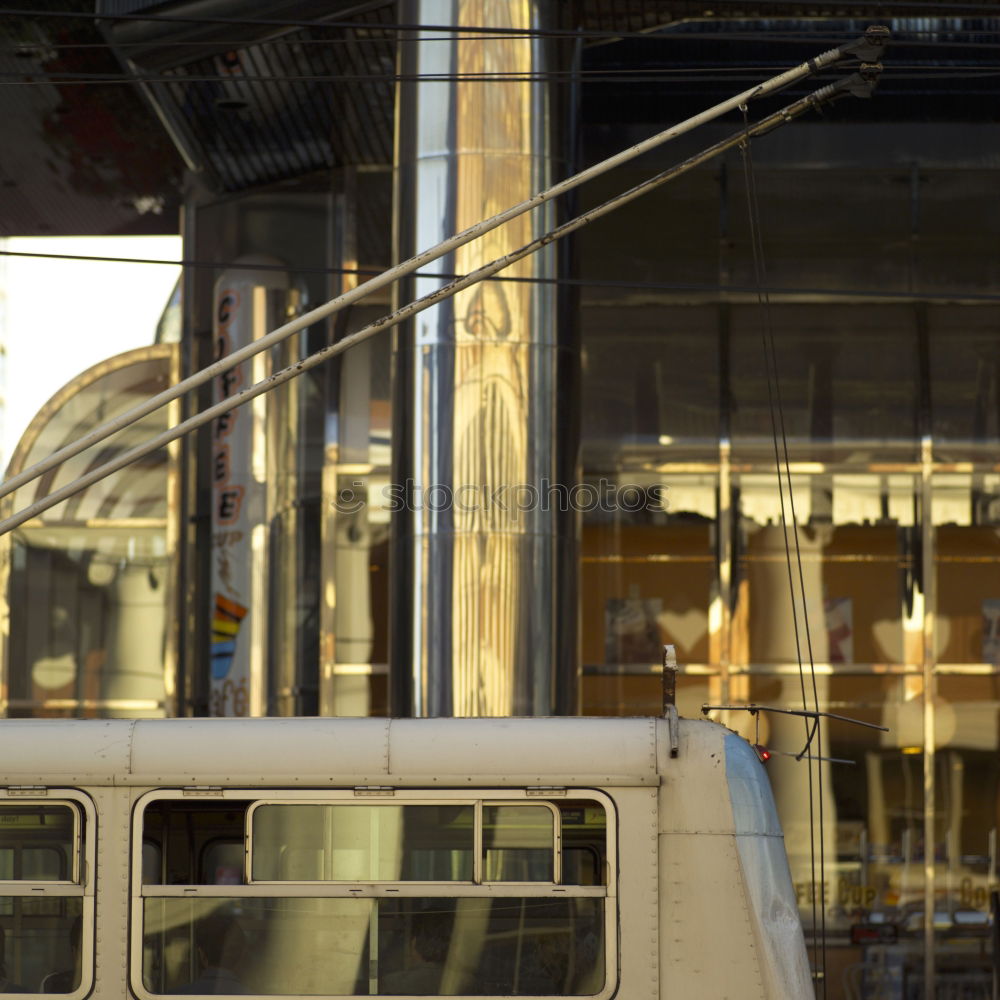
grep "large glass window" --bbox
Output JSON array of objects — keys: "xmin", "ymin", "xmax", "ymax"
[
  {"xmin": 134, "ymin": 793, "xmax": 611, "ymax": 998},
  {"xmin": 934, "ymin": 473, "xmax": 1000, "ymax": 666},
  {"xmin": 730, "ymin": 305, "xmax": 919, "ymax": 465},
  {"xmin": 0, "ymin": 796, "xmax": 93, "ymax": 995},
  {"xmin": 576, "ymin": 129, "xmax": 1000, "ymax": 999},
  {"xmin": 929, "ymin": 305, "xmax": 1000, "ymax": 464},
  {"xmin": 932, "ymin": 676, "xmax": 1000, "ymax": 953},
  {"xmin": 737, "ymin": 474, "xmax": 916, "ymax": 670}
]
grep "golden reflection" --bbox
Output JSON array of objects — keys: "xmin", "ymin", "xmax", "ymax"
[{"xmin": 448, "ymin": 0, "xmax": 540, "ymax": 714}]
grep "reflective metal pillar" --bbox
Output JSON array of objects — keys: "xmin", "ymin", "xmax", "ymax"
[{"xmin": 391, "ymin": 0, "xmax": 578, "ymax": 716}]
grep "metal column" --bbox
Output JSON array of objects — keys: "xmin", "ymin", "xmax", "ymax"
[{"xmin": 390, "ymin": 0, "xmax": 578, "ymax": 716}]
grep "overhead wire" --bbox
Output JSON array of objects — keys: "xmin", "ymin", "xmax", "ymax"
[
  {"xmin": 740, "ymin": 103, "xmax": 828, "ymax": 996},
  {"xmin": 0, "ymin": 63, "xmax": 995, "ymax": 86},
  {"xmin": 6, "ymin": 249, "xmax": 1000, "ymax": 305},
  {"xmin": 6, "ymin": 28, "xmax": 1000, "ymax": 51},
  {"xmin": 5, "ymin": 3, "xmax": 1000, "ymax": 49},
  {"xmin": 5, "ymin": 1, "xmax": 1000, "ymax": 33}
]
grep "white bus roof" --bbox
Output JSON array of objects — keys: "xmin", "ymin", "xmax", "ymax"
[{"xmin": 0, "ymin": 716, "xmax": 685, "ymax": 788}]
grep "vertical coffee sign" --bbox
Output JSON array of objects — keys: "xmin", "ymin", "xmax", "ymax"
[{"xmin": 210, "ymin": 262, "xmax": 288, "ymax": 716}]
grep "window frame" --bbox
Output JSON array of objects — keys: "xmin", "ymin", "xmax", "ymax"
[
  {"xmin": 0, "ymin": 789, "xmax": 96, "ymax": 1000},
  {"xmin": 130, "ymin": 787, "xmax": 616, "ymax": 1000}
]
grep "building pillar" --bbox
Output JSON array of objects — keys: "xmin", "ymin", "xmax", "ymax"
[{"xmin": 390, "ymin": 0, "xmax": 578, "ymax": 716}]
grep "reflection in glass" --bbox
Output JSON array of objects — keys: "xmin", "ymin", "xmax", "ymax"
[
  {"xmin": 1, "ymin": 346, "xmax": 178, "ymax": 719},
  {"xmin": 0, "ymin": 805, "xmax": 76, "ymax": 882},
  {"xmin": 141, "ymin": 897, "xmax": 604, "ymax": 997},
  {"xmin": 0, "ymin": 896, "xmax": 82, "ymax": 993},
  {"xmin": 482, "ymin": 805, "xmax": 554, "ymax": 882},
  {"xmin": 932, "ymin": 676, "xmax": 1000, "ymax": 958},
  {"xmin": 559, "ymin": 803, "xmax": 607, "ymax": 888},
  {"xmin": 322, "ymin": 311, "xmax": 393, "ymax": 719},
  {"xmin": 142, "ymin": 898, "xmax": 370, "ymax": 996},
  {"xmin": 583, "ymin": 476, "xmax": 714, "ymax": 672},
  {"xmin": 934, "ymin": 474, "xmax": 1000, "ymax": 664},
  {"xmin": 739, "ymin": 475, "xmax": 914, "ymax": 668},
  {"xmin": 747, "ymin": 675, "xmax": 927, "ymax": 940},
  {"xmin": 580, "ymin": 305, "xmax": 718, "ymax": 455},
  {"xmin": 379, "ymin": 898, "xmax": 604, "ymax": 996},
  {"xmin": 142, "ymin": 799, "xmax": 249, "ymax": 886},
  {"xmin": 251, "ymin": 804, "xmax": 474, "ymax": 882},
  {"xmin": 730, "ymin": 304, "xmax": 918, "ymax": 464},
  {"xmin": 929, "ymin": 305, "xmax": 1000, "ymax": 463}
]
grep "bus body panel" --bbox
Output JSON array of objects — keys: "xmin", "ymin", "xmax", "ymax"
[
  {"xmin": 0, "ymin": 720, "xmax": 132, "ymax": 785},
  {"xmin": 0, "ymin": 718, "xmax": 659, "ymax": 788},
  {"xmin": 0, "ymin": 716, "xmax": 810, "ymax": 999},
  {"xmin": 610, "ymin": 786, "xmax": 659, "ymax": 1000},
  {"xmin": 724, "ymin": 732, "xmax": 813, "ymax": 999}
]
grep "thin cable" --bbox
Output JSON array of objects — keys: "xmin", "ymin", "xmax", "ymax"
[
  {"xmin": 5, "ymin": 2, "xmax": 1000, "ymax": 31},
  {"xmin": 743, "ymin": 117, "xmax": 828, "ymax": 997},
  {"xmin": 4, "ymin": 8, "xmax": 599, "ymax": 37},
  {"xmin": 9, "ymin": 29, "xmax": 1000, "ymax": 54},
  {"xmin": 8, "ymin": 250, "xmax": 1000, "ymax": 304},
  {"xmin": 747, "ymin": 143, "xmax": 829, "ymax": 997},
  {"xmin": 5, "ymin": 69, "xmax": 1000, "ymax": 86},
  {"xmin": 744, "ymin": 105, "xmax": 827, "ymax": 998},
  {"xmin": 0, "ymin": 66, "xmax": 855, "ymax": 84},
  {"xmin": 738, "ymin": 104, "xmax": 824, "ymax": 996},
  {"xmin": 0, "ymin": 62, "xmax": 993, "ymax": 85}
]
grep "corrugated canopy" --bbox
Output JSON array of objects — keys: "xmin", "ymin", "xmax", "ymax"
[{"xmin": 3, "ymin": 344, "xmax": 178, "ymax": 545}]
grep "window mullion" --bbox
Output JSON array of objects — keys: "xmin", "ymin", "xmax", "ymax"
[{"xmin": 474, "ymin": 800, "xmax": 483, "ymax": 884}]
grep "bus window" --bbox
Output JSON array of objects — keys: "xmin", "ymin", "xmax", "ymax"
[
  {"xmin": 141, "ymin": 898, "xmax": 372, "ymax": 996},
  {"xmin": 378, "ymin": 898, "xmax": 605, "ymax": 996},
  {"xmin": 0, "ymin": 899, "xmax": 83, "ymax": 994},
  {"xmin": 250, "ymin": 804, "xmax": 475, "ymax": 882},
  {"xmin": 199, "ymin": 840, "xmax": 244, "ymax": 886},
  {"xmin": 0, "ymin": 797, "xmax": 91, "ymax": 995},
  {"xmin": 0, "ymin": 805, "xmax": 77, "ymax": 883},
  {"xmin": 141, "ymin": 800, "xmax": 250, "ymax": 885},
  {"xmin": 560, "ymin": 802, "xmax": 608, "ymax": 887},
  {"xmin": 141, "ymin": 842, "xmax": 162, "ymax": 886},
  {"xmin": 135, "ymin": 793, "xmax": 612, "ymax": 998},
  {"xmin": 482, "ymin": 804, "xmax": 556, "ymax": 882}
]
